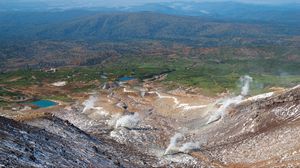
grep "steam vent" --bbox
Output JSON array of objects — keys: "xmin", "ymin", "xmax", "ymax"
[
  {"xmin": 1, "ymin": 1, "xmax": 300, "ymax": 167},
  {"xmin": 1, "ymin": 73, "xmax": 300, "ymax": 167}
]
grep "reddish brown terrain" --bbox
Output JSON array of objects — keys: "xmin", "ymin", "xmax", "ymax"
[
  {"xmin": 1, "ymin": 76, "xmax": 299, "ymax": 167},
  {"xmin": 1, "ymin": 2, "xmax": 300, "ymax": 167}
]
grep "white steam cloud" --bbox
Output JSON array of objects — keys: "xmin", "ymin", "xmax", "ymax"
[
  {"xmin": 207, "ymin": 75, "xmax": 253, "ymax": 124},
  {"xmin": 240, "ymin": 75, "xmax": 253, "ymax": 96},
  {"xmin": 206, "ymin": 95, "xmax": 243, "ymax": 124},
  {"xmin": 107, "ymin": 113, "xmax": 122, "ymax": 127},
  {"xmin": 164, "ymin": 133, "xmax": 183, "ymax": 155},
  {"xmin": 179, "ymin": 142, "xmax": 200, "ymax": 154},
  {"xmin": 82, "ymin": 95, "xmax": 98, "ymax": 113},
  {"xmin": 164, "ymin": 133, "xmax": 200, "ymax": 155},
  {"xmin": 82, "ymin": 95, "xmax": 109, "ymax": 116},
  {"xmin": 115, "ymin": 113, "xmax": 140, "ymax": 129}
]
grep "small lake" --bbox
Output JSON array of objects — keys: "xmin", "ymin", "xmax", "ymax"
[
  {"xmin": 118, "ymin": 76, "xmax": 136, "ymax": 82},
  {"xmin": 31, "ymin": 100, "xmax": 57, "ymax": 108}
]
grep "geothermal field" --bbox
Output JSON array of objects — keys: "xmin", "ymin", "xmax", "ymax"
[
  {"xmin": 2, "ymin": 74, "xmax": 299, "ymax": 167},
  {"xmin": 1, "ymin": 1, "xmax": 300, "ymax": 167}
]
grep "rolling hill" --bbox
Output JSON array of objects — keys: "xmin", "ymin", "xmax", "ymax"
[{"xmin": 0, "ymin": 11, "xmax": 299, "ymax": 46}]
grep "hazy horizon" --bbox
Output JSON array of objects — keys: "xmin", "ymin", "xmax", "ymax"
[{"xmin": 1, "ymin": 0, "xmax": 300, "ymax": 8}]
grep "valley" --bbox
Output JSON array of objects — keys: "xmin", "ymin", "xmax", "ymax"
[
  {"xmin": 1, "ymin": 39, "xmax": 299, "ymax": 167},
  {"xmin": 1, "ymin": 1, "xmax": 300, "ymax": 167},
  {"xmin": 1, "ymin": 69, "xmax": 299, "ymax": 167}
]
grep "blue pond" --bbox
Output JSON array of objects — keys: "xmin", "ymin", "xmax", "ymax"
[
  {"xmin": 31, "ymin": 100, "xmax": 57, "ymax": 108},
  {"xmin": 118, "ymin": 76, "xmax": 135, "ymax": 82}
]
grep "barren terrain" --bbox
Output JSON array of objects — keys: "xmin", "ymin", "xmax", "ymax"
[{"xmin": 1, "ymin": 75, "xmax": 299, "ymax": 167}]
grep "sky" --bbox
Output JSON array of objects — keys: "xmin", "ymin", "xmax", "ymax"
[
  {"xmin": 110, "ymin": 0, "xmax": 298, "ymax": 6},
  {"xmin": 108, "ymin": 0, "xmax": 300, "ymax": 5},
  {"xmin": 2, "ymin": 0, "xmax": 300, "ymax": 8}
]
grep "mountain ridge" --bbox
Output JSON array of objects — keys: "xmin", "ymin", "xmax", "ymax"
[{"xmin": 1, "ymin": 11, "xmax": 299, "ymax": 44}]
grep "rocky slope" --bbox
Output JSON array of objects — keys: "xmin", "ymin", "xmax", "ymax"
[
  {"xmin": 1, "ymin": 82, "xmax": 299, "ymax": 167},
  {"xmin": 201, "ymin": 85, "xmax": 300, "ymax": 167},
  {"xmin": 0, "ymin": 115, "xmax": 160, "ymax": 167}
]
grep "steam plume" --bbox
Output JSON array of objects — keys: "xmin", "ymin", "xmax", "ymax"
[
  {"xmin": 207, "ymin": 75, "xmax": 253, "ymax": 124},
  {"xmin": 179, "ymin": 142, "xmax": 200, "ymax": 153},
  {"xmin": 82, "ymin": 95, "xmax": 98, "ymax": 113},
  {"xmin": 240, "ymin": 75, "xmax": 253, "ymax": 96},
  {"xmin": 164, "ymin": 133, "xmax": 183, "ymax": 155},
  {"xmin": 115, "ymin": 113, "xmax": 140, "ymax": 129},
  {"xmin": 206, "ymin": 96, "xmax": 243, "ymax": 124},
  {"xmin": 107, "ymin": 113, "xmax": 122, "ymax": 127},
  {"xmin": 164, "ymin": 133, "xmax": 200, "ymax": 155}
]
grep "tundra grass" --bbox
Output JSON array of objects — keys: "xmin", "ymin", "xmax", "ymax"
[{"xmin": 1, "ymin": 56, "xmax": 299, "ymax": 96}]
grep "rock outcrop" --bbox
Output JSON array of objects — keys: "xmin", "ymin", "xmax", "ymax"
[{"xmin": 0, "ymin": 115, "xmax": 157, "ymax": 167}]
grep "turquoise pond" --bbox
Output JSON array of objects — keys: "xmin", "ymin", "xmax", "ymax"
[
  {"xmin": 31, "ymin": 100, "xmax": 57, "ymax": 108},
  {"xmin": 118, "ymin": 76, "xmax": 135, "ymax": 81}
]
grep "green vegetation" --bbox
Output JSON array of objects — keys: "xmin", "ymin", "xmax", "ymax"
[
  {"xmin": 0, "ymin": 46, "xmax": 299, "ymax": 97},
  {"xmin": 41, "ymin": 95, "xmax": 73, "ymax": 102},
  {"xmin": 0, "ymin": 87, "xmax": 21, "ymax": 97},
  {"xmin": 0, "ymin": 68, "xmax": 102, "ymax": 88},
  {"xmin": 0, "ymin": 101, "xmax": 8, "ymax": 107},
  {"xmin": 102, "ymin": 55, "xmax": 300, "ymax": 95},
  {"xmin": 71, "ymin": 84, "xmax": 98, "ymax": 93}
]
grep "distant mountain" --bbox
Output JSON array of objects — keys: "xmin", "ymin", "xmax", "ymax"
[
  {"xmin": 1, "ymin": 1, "xmax": 299, "ymax": 26},
  {"xmin": 0, "ymin": 10, "xmax": 99, "ymax": 40},
  {"xmin": 0, "ymin": 11, "xmax": 299, "ymax": 45},
  {"xmin": 125, "ymin": 2, "xmax": 300, "ymax": 25},
  {"xmin": 37, "ymin": 12, "xmax": 272, "ymax": 41},
  {"xmin": 0, "ymin": 0, "xmax": 114, "ymax": 12},
  {"xmin": 0, "ymin": 1, "xmax": 299, "ymax": 44}
]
